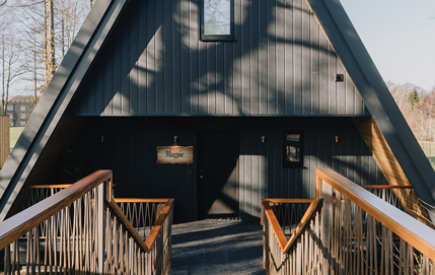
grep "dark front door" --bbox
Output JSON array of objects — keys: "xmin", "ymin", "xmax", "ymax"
[{"xmin": 198, "ymin": 133, "xmax": 239, "ymax": 219}]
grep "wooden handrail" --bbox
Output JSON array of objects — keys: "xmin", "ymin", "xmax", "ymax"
[
  {"xmin": 360, "ymin": 185, "xmax": 413, "ymax": 189},
  {"xmin": 144, "ymin": 199, "xmax": 174, "ymax": 250},
  {"xmin": 2, "ymin": 170, "xmax": 175, "ymax": 254},
  {"xmin": 29, "ymin": 183, "xmax": 116, "ymax": 189},
  {"xmin": 0, "ymin": 170, "xmax": 112, "ymax": 250},
  {"xmin": 283, "ymin": 199, "xmax": 322, "ymax": 253},
  {"xmin": 261, "ymin": 199, "xmax": 288, "ymax": 252},
  {"xmin": 266, "ymin": 198, "xmax": 314, "ymax": 204},
  {"xmin": 113, "ymin": 198, "xmax": 170, "ymax": 203},
  {"xmin": 29, "ymin": 184, "xmax": 76, "ymax": 189},
  {"xmin": 316, "ymin": 168, "xmax": 435, "ymax": 262}
]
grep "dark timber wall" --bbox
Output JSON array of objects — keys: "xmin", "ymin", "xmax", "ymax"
[
  {"xmin": 66, "ymin": 0, "xmax": 369, "ymax": 116},
  {"xmin": 68, "ymin": 117, "xmax": 386, "ymax": 222}
]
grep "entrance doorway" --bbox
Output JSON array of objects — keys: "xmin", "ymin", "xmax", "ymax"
[{"xmin": 198, "ymin": 132, "xmax": 239, "ymax": 219}]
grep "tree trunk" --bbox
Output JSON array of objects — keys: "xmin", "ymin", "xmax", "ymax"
[
  {"xmin": 0, "ymin": 115, "xmax": 9, "ymax": 168},
  {"xmin": 45, "ymin": 0, "xmax": 55, "ymax": 90},
  {"xmin": 1, "ymin": 34, "xmax": 5, "ymax": 116},
  {"xmin": 61, "ymin": 0, "xmax": 65, "ymax": 59}
]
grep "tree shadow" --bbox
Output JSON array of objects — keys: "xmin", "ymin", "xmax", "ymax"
[{"xmin": 67, "ymin": 0, "xmax": 356, "ymax": 116}]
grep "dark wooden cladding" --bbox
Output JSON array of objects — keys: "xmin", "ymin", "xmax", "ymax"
[
  {"xmin": 66, "ymin": 0, "xmax": 368, "ymax": 116},
  {"xmin": 69, "ymin": 117, "xmax": 385, "ymax": 222},
  {"xmin": 7, "ymin": 117, "xmax": 86, "ymax": 218}
]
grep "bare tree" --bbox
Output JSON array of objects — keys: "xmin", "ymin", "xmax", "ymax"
[
  {"xmin": 1, "ymin": 33, "xmax": 27, "ymax": 115},
  {"xmin": 0, "ymin": 0, "xmax": 90, "ymax": 104}
]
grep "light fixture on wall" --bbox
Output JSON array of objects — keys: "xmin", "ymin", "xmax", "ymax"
[
  {"xmin": 335, "ymin": 136, "xmax": 339, "ymax": 143},
  {"xmin": 173, "ymin": 136, "xmax": 178, "ymax": 145},
  {"xmin": 336, "ymin": 74, "xmax": 344, "ymax": 82},
  {"xmin": 261, "ymin": 136, "xmax": 266, "ymax": 143}
]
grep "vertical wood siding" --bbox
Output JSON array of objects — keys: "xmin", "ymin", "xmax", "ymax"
[
  {"xmin": 69, "ymin": 117, "xmax": 385, "ymax": 222},
  {"xmin": 66, "ymin": 0, "xmax": 369, "ymax": 116}
]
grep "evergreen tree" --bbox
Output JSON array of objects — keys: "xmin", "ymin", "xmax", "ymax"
[{"xmin": 408, "ymin": 89, "xmax": 419, "ymax": 111}]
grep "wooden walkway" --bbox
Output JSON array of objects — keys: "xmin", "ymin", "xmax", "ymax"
[{"xmin": 168, "ymin": 220, "xmax": 267, "ymax": 275}]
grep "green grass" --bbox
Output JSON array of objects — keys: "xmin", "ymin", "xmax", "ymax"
[
  {"xmin": 419, "ymin": 141, "xmax": 435, "ymax": 170},
  {"xmin": 10, "ymin": 127, "xmax": 24, "ymax": 152}
]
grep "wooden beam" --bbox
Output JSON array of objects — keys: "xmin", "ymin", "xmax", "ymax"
[
  {"xmin": 144, "ymin": 199, "xmax": 174, "ymax": 250},
  {"xmin": 352, "ymin": 118, "xmax": 432, "ymax": 227},
  {"xmin": 106, "ymin": 199, "xmax": 151, "ymax": 253},
  {"xmin": 261, "ymin": 199, "xmax": 288, "ymax": 252},
  {"xmin": 352, "ymin": 118, "xmax": 411, "ymax": 187},
  {"xmin": 283, "ymin": 199, "xmax": 323, "ymax": 253}
]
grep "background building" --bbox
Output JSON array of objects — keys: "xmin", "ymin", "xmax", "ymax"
[{"xmin": 6, "ymin": 95, "xmax": 35, "ymax": 127}]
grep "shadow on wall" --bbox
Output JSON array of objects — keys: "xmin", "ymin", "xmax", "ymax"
[{"xmin": 69, "ymin": 0, "xmax": 361, "ymax": 116}]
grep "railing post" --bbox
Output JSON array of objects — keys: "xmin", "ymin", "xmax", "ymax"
[
  {"xmin": 97, "ymin": 183, "xmax": 105, "ymax": 274},
  {"xmin": 322, "ymin": 180, "xmax": 333, "ymax": 275},
  {"xmin": 263, "ymin": 210, "xmax": 267, "ymax": 272}
]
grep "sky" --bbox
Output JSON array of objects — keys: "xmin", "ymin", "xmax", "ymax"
[{"xmin": 340, "ymin": 0, "xmax": 435, "ymax": 92}]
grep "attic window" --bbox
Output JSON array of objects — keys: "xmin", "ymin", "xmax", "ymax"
[{"xmin": 201, "ymin": 0, "xmax": 234, "ymax": 41}]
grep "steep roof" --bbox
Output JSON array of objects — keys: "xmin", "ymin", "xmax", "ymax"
[
  {"xmin": 306, "ymin": 0, "xmax": 435, "ymax": 218},
  {"xmin": 0, "ymin": 0, "xmax": 434, "ymax": 221},
  {"xmin": 8, "ymin": 96, "xmax": 34, "ymax": 103}
]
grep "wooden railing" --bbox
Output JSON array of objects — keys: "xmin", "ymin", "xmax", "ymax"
[
  {"xmin": 263, "ymin": 168, "xmax": 435, "ymax": 275},
  {"xmin": 115, "ymin": 198, "xmax": 172, "ymax": 241},
  {"xmin": 0, "ymin": 170, "xmax": 173, "ymax": 275}
]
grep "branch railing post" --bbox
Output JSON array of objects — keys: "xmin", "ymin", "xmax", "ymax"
[
  {"xmin": 97, "ymin": 182, "xmax": 105, "ymax": 274},
  {"xmin": 321, "ymin": 180, "xmax": 332, "ymax": 275}
]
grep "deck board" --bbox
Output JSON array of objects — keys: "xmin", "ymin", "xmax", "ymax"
[{"xmin": 169, "ymin": 220, "xmax": 266, "ymax": 274}]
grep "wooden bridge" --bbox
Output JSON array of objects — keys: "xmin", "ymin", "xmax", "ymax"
[{"xmin": 0, "ymin": 169, "xmax": 434, "ymax": 274}]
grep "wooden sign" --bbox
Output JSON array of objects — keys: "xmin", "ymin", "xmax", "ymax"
[{"xmin": 156, "ymin": 146, "xmax": 194, "ymax": 164}]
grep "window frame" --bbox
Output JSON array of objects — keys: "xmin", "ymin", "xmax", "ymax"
[
  {"xmin": 200, "ymin": 0, "xmax": 235, "ymax": 42},
  {"xmin": 20, "ymin": 106, "xmax": 26, "ymax": 111},
  {"xmin": 282, "ymin": 131, "xmax": 304, "ymax": 168}
]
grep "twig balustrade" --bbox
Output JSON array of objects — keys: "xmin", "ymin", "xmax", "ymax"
[
  {"xmin": 262, "ymin": 168, "xmax": 435, "ymax": 275},
  {"xmin": 0, "ymin": 170, "xmax": 174, "ymax": 275},
  {"xmin": 26, "ymin": 186, "xmax": 165, "ymax": 242},
  {"xmin": 264, "ymin": 199, "xmax": 313, "ymax": 239},
  {"xmin": 115, "ymin": 199, "xmax": 170, "ymax": 241}
]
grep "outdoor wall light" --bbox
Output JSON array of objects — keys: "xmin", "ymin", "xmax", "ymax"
[
  {"xmin": 336, "ymin": 74, "xmax": 344, "ymax": 82},
  {"xmin": 173, "ymin": 136, "xmax": 178, "ymax": 143},
  {"xmin": 261, "ymin": 136, "xmax": 266, "ymax": 143},
  {"xmin": 335, "ymin": 136, "xmax": 339, "ymax": 143}
]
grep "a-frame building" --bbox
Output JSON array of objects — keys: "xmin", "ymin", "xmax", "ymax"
[{"xmin": 0, "ymin": 0, "xmax": 434, "ymax": 223}]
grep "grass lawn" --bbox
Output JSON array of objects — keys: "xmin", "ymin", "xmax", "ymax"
[
  {"xmin": 10, "ymin": 127, "xmax": 24, "ymax": 152},
  {"xmin": 419, "ymin": 141, "xmax": 435, "ymax": 170}
]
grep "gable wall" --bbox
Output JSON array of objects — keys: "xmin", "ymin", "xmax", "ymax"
[{"xmin": 67, "ymin": 0, "xmax": 369, "ymax": 116}]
